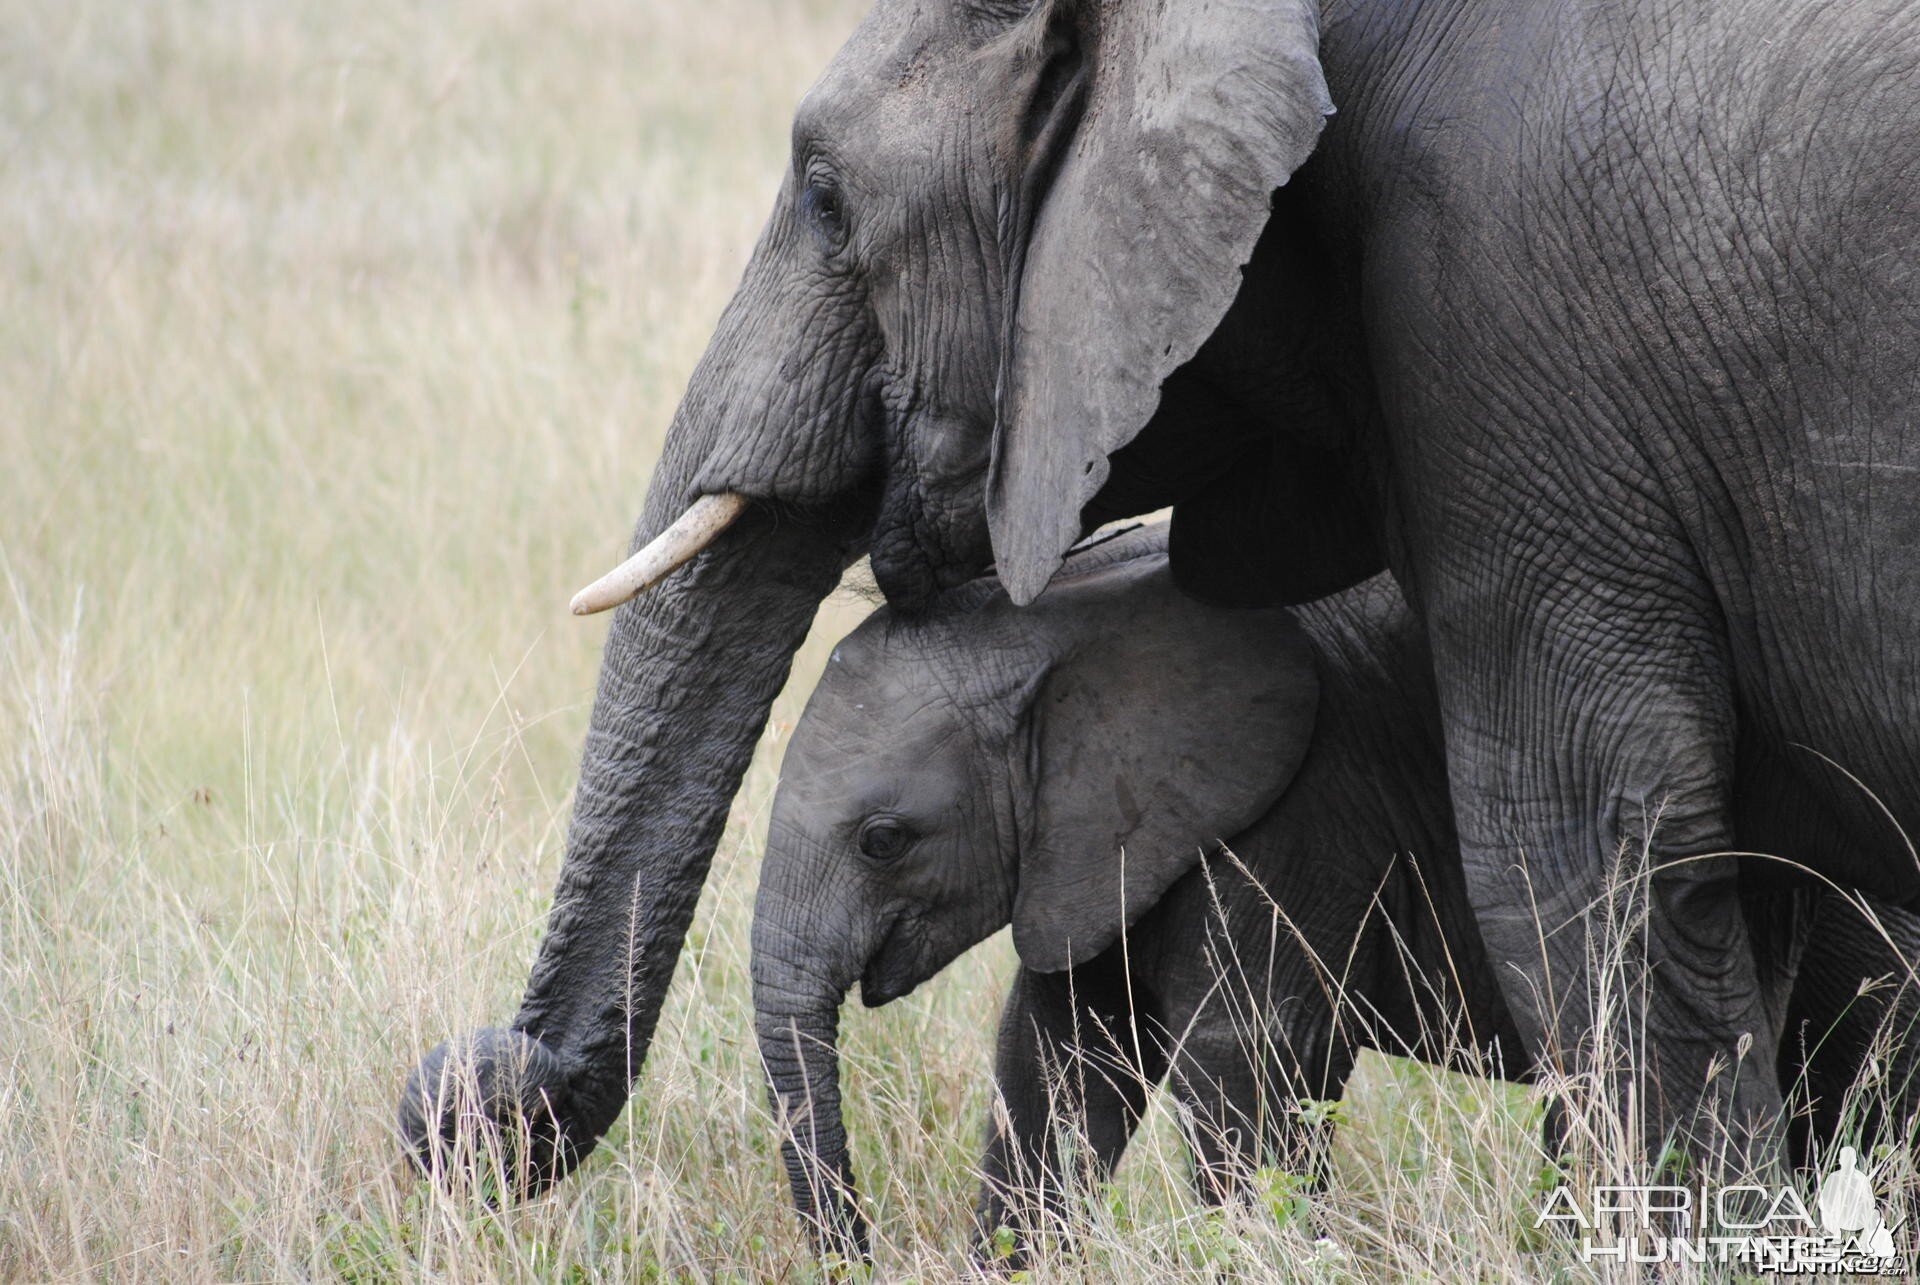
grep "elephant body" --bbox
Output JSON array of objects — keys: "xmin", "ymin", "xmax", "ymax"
[
  {"xmin": 406, "ymin": 0, "xmax": 1920, "ymax": 1195},
  {"xmin": 750, "ymin": 525, "xmax": 1919, "ymax": 1254},
  {"xmin": 1306, "ymin": 0, "xmax": 1920, "ymax": 1163},
  {"xmin": 972, "ymin": 572, "xmax": 1527, "ymax": 1245}
]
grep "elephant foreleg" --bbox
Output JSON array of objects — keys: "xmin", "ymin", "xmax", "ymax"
[
  {"xmin": 974, "ymin": 962, "xmax": 1166, "ymax": 1266},
  {"xmin": 1782, "ymin": 892, "xmax": 1920, "ymax": 1167},
  {"xmin": 1434, "ymin": 573, "xmax": 1784, "ymax": 1176}
]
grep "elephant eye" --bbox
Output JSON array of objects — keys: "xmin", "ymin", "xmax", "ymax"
[
  {"xmin": 799, "ymin": 178, "xmax": 847, "ymax": 251},
  {"xmin": 857, "ymin": 817, "xmax": 912, "ymax": 862}
]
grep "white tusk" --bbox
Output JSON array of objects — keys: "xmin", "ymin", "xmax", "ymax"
[{"xmin": 569, "ymin": 492, "xmax": 750, "ymax": 616}]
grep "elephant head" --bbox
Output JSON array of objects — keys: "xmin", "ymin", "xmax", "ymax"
[
  {"xmin": 402, "ymin": 0, "xmax": 1345, "ymax": 1192},
  {"xmin": 750, "ymin": 527, "xmax": 1320, "ymax": 1252}
]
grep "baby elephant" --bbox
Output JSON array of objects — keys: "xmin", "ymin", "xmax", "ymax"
[
  {"xmin": 751, "ymin": 523, "xmax": 1516, "ymax": 1257},
  {"xmin": 750, "ymin": 525, "xmax": 1917, "ymax": 1260}
]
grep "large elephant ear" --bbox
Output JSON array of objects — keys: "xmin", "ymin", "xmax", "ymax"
[
  {"xmin": 1009, "ymin": 551, "xmax": 1320, "ymax": 972},
  {"xmin": 987, "ymin": 0, "xmax": 1333, "ymax": 606}
]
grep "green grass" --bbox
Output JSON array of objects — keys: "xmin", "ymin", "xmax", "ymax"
[{"xmin": 3, "ymin": 1, "xmax": 1914, "ymax": 1280}]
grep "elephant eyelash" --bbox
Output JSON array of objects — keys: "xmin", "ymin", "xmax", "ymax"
[
  {"xmin": 857, "ymin": 816, "xmax": 914, "ymax": 861},
  {"xmin": 799, "ymin": 174, "xmax": 849, "ymax": 252}
]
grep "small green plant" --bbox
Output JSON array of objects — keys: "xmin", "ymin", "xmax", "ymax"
[
  {"xmin": 1514, "ymin": 1150, "xmax": 1573, "ymax": 1253},
  {"xmin": 1296, "ymin": 1096, "xmax": 1350, "ymax": 1130},
  {"xmin": 1255, "ymin": 1166, "xmax": 1313, "ymax": 1231},
  {"xmin": 1173, "ymin": 1208, "xmax": 1238, "ymax": 1272},
  {"xmin": 1654, "ymin": 1138, "xmax": 1694, "ymax": 1184}
]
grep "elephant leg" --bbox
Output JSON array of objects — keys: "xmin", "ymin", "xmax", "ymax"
[
  {"xmin": 1781, "ymin": 892, "xmax": 1920, "ymax": 1168},
  {"xmin": 1435, "ymin": 585, "xmax": 1783, "ymax": 1175},
  {"xmin": 974, "ymin": 963, "xmax": 1167, "ymax": 1265},
  {"xmin": 1165, "ymin": 986, "xmax": 1356, "ymax": 1205}
]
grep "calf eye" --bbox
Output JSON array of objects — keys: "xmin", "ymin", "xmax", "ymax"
[
  {"xmin": 800, "ymin": 178, "xmax": 847, "ymax": 251},
  {"xmin": 858, "ymin": 817, "xmax": 912, "ymax": 862}
]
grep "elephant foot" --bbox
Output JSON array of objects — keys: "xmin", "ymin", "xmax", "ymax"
[
  {"xmin": 969, "ymin": 1219, "xmax": 1037, "ymax": 1278},
  {"xmin": 398, "ymin": 1026, "xmax": 580, "ymax": 1198}
]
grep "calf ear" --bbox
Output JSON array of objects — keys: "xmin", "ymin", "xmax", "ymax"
[{"xmin": 1010, "ymin": 559, "xmax": 1319, "ymax": 972}]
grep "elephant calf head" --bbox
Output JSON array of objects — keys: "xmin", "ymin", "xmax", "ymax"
[{"xmin": 749, "ymin": 525, "xmax": 1320, "ymax": 1252}]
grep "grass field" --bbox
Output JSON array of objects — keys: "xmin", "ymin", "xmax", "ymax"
[{"xmin": 3, "ymin": 1, "xmax": 1913, "ymax": 1280}]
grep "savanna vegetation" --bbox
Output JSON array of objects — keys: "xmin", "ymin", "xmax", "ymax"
[{"xmin": 3, "ymin": 1, "xmax": 1912, "ymax": 1280}]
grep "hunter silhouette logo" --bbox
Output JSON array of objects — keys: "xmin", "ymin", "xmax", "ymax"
[
  {"xmin": 1536, "ymin": 1149, "xmax": 1907, "ymax": 1273},
  {"xmin": 1817, "ymin": 1147, "xmax": 1898, "ymax": 1263}
]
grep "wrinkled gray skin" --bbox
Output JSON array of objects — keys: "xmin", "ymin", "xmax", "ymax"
[
  {"xmin": 1784, "ymin": 898, "xmax": 1920, "ymax": 1164},
  {"xmin": 753, "ymin": 526, "xmax": 1516, "ymax": 1253},
  {"xmin": 403, "ymin": 0, "xmax": 1920, "ymax": 1187},
  {"xmin": 753, "ymin": 526, "xmax": 1920, "ymax": 1258}
]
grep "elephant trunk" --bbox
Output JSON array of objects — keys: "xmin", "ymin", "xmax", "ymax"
[
  {"xmin": 399, "ymin": 472, "xmax": 856, "ymax": 1191},
  {"xmin": 751, "ymin": 861, "xmax": 869, "ymax": 1258},
  {"xmin": 755, "ymin": 982, "xmax": 867, "ymax": 1260}
]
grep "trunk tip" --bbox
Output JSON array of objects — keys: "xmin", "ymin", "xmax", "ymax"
[{"xmin": 399, "ymin": 1026, "xmax": 580, "ymax": 1198}]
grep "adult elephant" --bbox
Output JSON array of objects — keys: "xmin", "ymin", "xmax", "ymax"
[{"xmin": 401, "ymin": 0, "xmax": 1920, "ymax": 1188}]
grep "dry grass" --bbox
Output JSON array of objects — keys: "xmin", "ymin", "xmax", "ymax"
[{"xmin": 2, "ymin": 0, "xmax": 1914, "ymax": 1280}]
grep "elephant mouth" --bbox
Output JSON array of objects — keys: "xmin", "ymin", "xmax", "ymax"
[
  {"xmin": 867, "ymin": 475, "xmax": 995, "ymax": 614},
  {"xmin": 859, "ymin": 957, "xmax": 917, "ymax": 1008},
  {"xmin": 857, "ymin": 920, "xmax": 923, "ymax": 1008},
  {"xmin": 869, "ymin": 528, "xmax": 974, "ymax": 615},
  {"xmin": 857, "ymin": 975, "xmax": 906, "ymax": 1007}
]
